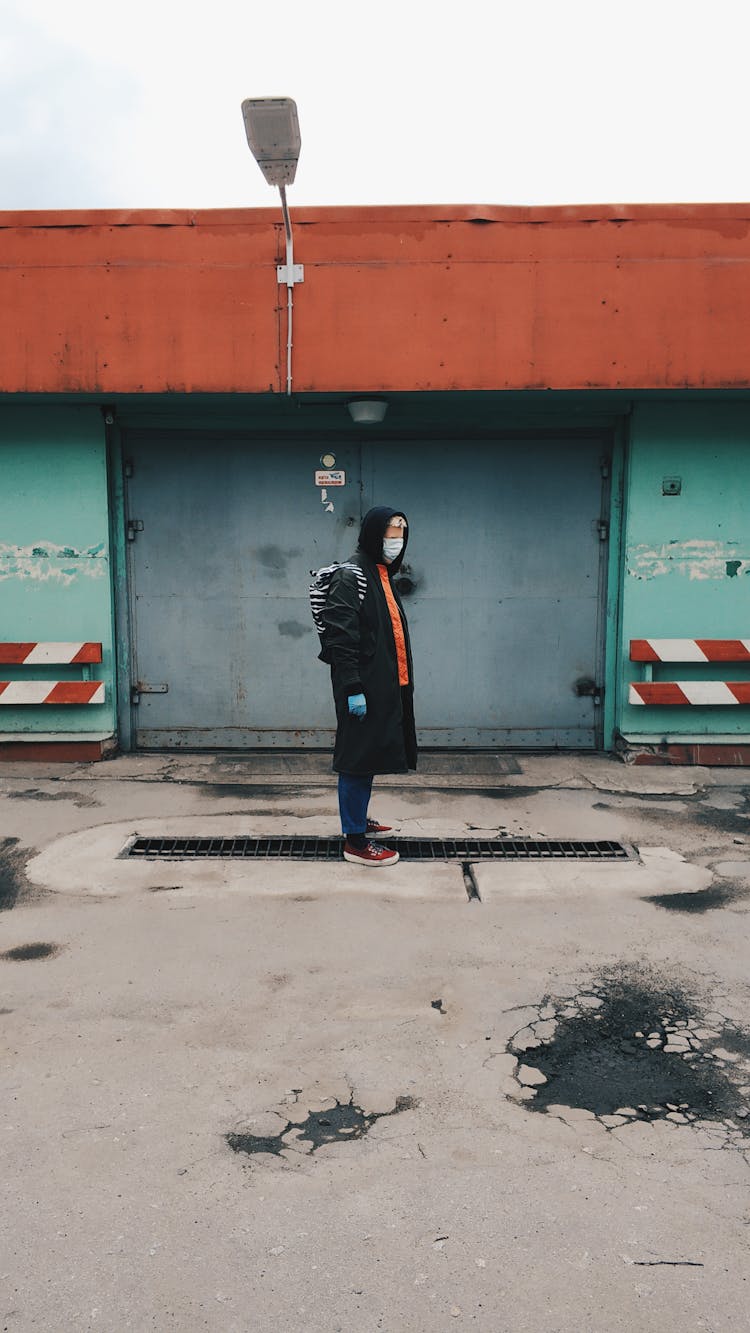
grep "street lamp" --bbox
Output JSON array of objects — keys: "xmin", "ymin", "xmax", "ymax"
[{"xmin": 241, "ymin": 97, "xmax": 303, "ymax": 396}]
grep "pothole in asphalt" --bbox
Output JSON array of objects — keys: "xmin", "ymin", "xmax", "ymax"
[
  {"xmin": 226, "ymin": 1094, "xmax": 417, "ymax": 1159},
  {"xmin": 1, "ymin": 941, "xmax": 61, "ymax": 961},
  {"xmin": 507, "ymin": 967, "xmax": 750, "ymax": 1145}
]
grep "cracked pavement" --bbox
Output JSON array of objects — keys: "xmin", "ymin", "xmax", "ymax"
[{"xmin": 1, "ymin": 753, "xmax": 750, "ymax": 1331}]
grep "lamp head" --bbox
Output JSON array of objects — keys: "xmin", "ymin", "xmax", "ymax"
[
  {"xmin": 241, "ymin": 97, "xmax": 301, "ymax": 188},
  {"xmin": 347, "ymin": 399, "xmax": 388, "ymax": 425}
]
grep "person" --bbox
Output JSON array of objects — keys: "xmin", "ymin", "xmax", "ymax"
[{"xmin": 319, "ymin": 506, "xmax": 417, "ymax": 866}]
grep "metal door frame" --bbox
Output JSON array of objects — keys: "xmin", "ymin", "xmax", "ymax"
[
  {"xmin": 592, "ymin": 436, "xmax": 615, "ymax": 750},
  {"xmin": 107, "ymin": 419, "xmax": 135, "ymax": 752},
  {"xmin": 117, "ymin": 430, "xmax": 367, "ymax": 752},
  {"xmin": 362, "ymin": 431, "xmax": 614, "ymax": 751},
  {"xmin": 110, "ymin": 424, "xmax": 616, "ymax": 753}
]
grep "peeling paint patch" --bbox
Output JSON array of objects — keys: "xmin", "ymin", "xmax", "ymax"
[
  {"xmin": 628, "ymin": 540, "xmax": 749, "ymax": 581},
  {"xmin": 0, "ymin": 541, "xmax": 107, "ymax": 585}
]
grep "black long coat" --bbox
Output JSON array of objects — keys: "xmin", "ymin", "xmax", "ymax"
[{"xmin": 319, "ymin": 508, "xmax": 418, "ymax": 776}]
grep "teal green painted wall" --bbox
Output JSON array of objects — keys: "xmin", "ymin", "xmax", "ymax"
[
  {"xmin": 4, "ymin": 390, "xmax": 749, "ymax": 752},
  {"xmin": 619, "ymin": 402, "xmax": 750, "ymax": 740},
  {"xmin": 0, "ymin": 407, "xmax": 115, "ymax": 738}
]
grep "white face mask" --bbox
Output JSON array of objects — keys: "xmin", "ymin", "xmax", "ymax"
[{"xmin": 382, "ymin": 537, "xmax": 404, "ymax": 564}]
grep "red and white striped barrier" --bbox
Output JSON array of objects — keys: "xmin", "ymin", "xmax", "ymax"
[
  {"xmin": 630, "ymin": 682, "xmax": 750, "ymax": 706},
  {"xmin": 630, "ymin": 639, "xmax": 750, "ymax": 706},
  {"xmin": 0, "ymin": 642, "xmax": 104, "ymax": 706},
  {"xmin": 630, "ymin": 639, "xmax": 750, "ymax": 662},
  {"xmin": 0, "ymin": 681, "xmax": 105, "ymax": 705},
  {"xmin": 0, "ymin": 642, "xmax": 102, "ymax": 664}
]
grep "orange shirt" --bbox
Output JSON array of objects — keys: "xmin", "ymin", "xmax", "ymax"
[{"xmin": 377, "ymin": 564, "xmax": 410, "ymax": 686}]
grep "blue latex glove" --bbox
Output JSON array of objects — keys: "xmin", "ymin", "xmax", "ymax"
[{"xmin": 348, "ymin": 692, "xmax": 367, "ymax": 720}]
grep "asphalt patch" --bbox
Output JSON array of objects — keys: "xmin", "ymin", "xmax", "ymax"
[
  {"xmin": 595, "ymin": 796, "xmax": 750, "ymax": 840},
  {"xmin": 695, "ymin": 798, "xmax": 750, "ymax": 837},
  {"xmin": 199, "ymin": 784, "xmax": 330, "ymax": 801},
  {"xmin": 226, "ymin": 1094, "xmax": 417, "ymax": 1159},
  {"xmin": 508, "ymin": 967, "xmax": 750, "ymax": 1141},
  {"xmin": 401, "ymin": 785, "xmax": 542, "ymax": 805},
  {"xmin": 5, "ymin": 787, "xmax": 101, "ymax": 809},
  {"xmin": 645, "ymin": 882, "xmax": 746, "ymax": 913},
  {"xmin": 206, "ymin": 754, "xmax": 522, "ymax": 777},
  {"xmin": 199, "ymin": 786, "xmax": 328, "ymax": 812},
  {"xmin": 0, "ymin": 837, "xmax": 31, "ymax": 911},
  {"xmin": 1, "ymin": 942, "xmax": 61, "ymax": 961}
]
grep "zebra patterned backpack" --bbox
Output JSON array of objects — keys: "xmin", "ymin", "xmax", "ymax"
[{"xmin": 309, "ymin": 561, "xmax": 367, "ymax": 643}]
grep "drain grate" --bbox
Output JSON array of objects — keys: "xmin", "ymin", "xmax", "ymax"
[{"xmin": 125, "ymin": 836, "xmax": 630, "ymax": 862}]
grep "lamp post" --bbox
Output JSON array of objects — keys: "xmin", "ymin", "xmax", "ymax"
[{"xmin": 241, "ymin": 97, "xmax": 303, "ymax": 396}]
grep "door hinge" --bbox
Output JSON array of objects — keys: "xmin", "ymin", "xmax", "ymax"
[
  {"xmin": 600, "ymin": 458, "xmax": 610, "ymax": 479},
  {"xmin": 130, "ymin": 682, "xmax": 168, "ymax": 705},
  {"xmin": 126, "ymin": 519, "xmax": 144, "ymax": 542},
  {"xmin": 597, "ymin": 519, "xmax": 609, "ymax": 542}
]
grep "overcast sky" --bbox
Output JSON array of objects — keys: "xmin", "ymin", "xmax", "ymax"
[{"xmin": 2, "ymin": 0, "xmax": 748, "ymax": 211}]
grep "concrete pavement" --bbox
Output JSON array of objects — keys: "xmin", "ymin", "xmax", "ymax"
[{"xmin": 1, "ymin": 752, "xmax": 749, "ymax": 1331}]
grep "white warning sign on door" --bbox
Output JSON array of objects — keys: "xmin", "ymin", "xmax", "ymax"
[{"xmin": 315, "ymin": 469, "xmax": 346, "ymax": 486}]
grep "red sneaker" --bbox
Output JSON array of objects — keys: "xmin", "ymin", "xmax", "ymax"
[
  {"xmin": 366, "ymin": 817, "xmax": 393, "ymax": 834},
  {"xmin": 343, "ymin": 840, "xmax": 400, "ymax": 867}
]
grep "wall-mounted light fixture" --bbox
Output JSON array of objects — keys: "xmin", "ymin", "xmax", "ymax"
[
  {"xmin": 347, "ymin": 399, "xmax": 388, "ymax": 425},
  {"xmin": 241, "ymin": 97, "xmax": 302, "ymax": 397}
]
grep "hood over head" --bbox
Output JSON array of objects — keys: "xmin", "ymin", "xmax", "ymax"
[{"xmin": 357, "ymin": 506, "xmax": 409, "ymax": 574}]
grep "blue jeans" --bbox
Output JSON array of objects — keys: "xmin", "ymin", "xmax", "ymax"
[{"xmin": 338, "ymin": 772, "xmax": 374, "ymax": 836}]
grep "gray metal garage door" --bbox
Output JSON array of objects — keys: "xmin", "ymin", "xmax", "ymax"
[{"xmin": 124, "ymin": 431, "xmax": 609, "ymax": 749}]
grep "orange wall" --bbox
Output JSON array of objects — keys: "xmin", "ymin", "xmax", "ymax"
[{"xmin": 2, "ymin": 204, "xmax": 750, "ymax": 394}]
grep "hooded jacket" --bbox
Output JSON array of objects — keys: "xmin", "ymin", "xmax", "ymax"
[{"xmin": 320, "ymin": 506, "xmax": 418, "ymax": 775}]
